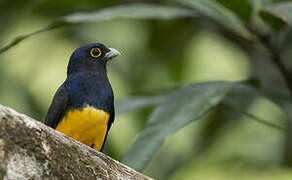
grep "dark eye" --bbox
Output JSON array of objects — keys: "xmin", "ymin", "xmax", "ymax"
[{"xmin": 90, "ymin": 48, "xmax": 101, "ymax": 58}]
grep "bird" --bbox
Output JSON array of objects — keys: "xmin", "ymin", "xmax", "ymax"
[{"xmin": 45, "ymin": 43, "xmax": 120, "ymax": 151}]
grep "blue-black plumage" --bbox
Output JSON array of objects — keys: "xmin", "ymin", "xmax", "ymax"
[{"xmin": 45, "ymin": 43, "xmax": 120, "ymax": 151}]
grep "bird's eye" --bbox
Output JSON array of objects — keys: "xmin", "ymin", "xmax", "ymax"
[{"xmin": 90, "ymin": 48, "xmax": 101, "ymax": 58}]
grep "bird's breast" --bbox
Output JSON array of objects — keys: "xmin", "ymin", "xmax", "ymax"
[{"xmin": 56, "ymin": 105, "xmax": 109, "ymax": 151}]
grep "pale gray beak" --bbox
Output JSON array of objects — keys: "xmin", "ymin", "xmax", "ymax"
[{"xmin": 105, "ymin": 48, "xmax": 121, "ymax": 60}]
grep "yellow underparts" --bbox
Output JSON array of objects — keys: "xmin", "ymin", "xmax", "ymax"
[{"xmin": 56, "ymin": 106, "xmax": 109, "ymax": 151}]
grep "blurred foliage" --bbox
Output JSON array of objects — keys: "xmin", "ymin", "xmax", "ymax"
[{"xmin": 1, "ymin": 0, "xmax": 292, "ymax": 179}]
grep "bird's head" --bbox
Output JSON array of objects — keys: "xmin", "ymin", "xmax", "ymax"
[{"xmin": 67, "ymin": 43, "xmax": 120, "ymax": 75}]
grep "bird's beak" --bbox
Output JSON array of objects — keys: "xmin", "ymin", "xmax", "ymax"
[{"xmin": 105, "ymin": 48, "xmax": 121, "ymax": 60}]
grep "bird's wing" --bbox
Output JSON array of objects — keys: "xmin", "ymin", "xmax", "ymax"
[
  {"xmin": 108, "ymin": 104, "xmax": 115, "ymax": 130},
  {"xmin": 100, "ymin": 104, "xmax": 115, "ymax": 151},
  {"xmin": 45, "ymin": 83, "xmax": 69, "ymax": 129}
]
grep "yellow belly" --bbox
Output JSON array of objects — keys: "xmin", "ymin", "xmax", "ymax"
[{"xmin": 56, "ymin": 106, "xmax": 109, "ymax": 151}]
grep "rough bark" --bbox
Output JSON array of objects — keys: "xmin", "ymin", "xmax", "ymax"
[{"xmin": 0, "ymin": 104, "xmax": 153, "ymax": 180}]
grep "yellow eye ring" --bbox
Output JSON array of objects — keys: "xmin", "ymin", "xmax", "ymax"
[{"xmin": 90, "ymin": 48, "xmax": 102, "ymax": 58}]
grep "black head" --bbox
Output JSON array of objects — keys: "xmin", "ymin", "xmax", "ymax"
[{"xmin": 67, "ymin": 43, "xmax": 120, "ymax": 75}]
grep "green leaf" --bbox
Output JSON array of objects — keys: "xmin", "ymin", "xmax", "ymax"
[
  {"xmin": 261, "ymin": 2, "xmax": 292, "ymax": 27},
  {"xmin": 215, "ymin": 0, "xmax": 252, "ymax": 21},
  {"xmin": 260, "ymin": 11, "xmax": 285, "ymax": 30},
  {"xmin": 122, "ymin": 81, "xmax": 288, "ymax": 171},
  {"xmin": 260, "ymin": 89, "xmax": 292, "ymax": 118},
  {"xmin": 60, "ymin": 4, "xmax": 196, "ymax": 23},
  {"xmin": 260, "ymin": 10, "xmax": 286, "ymax": 30},
  {"xmin": 178, "ymin": 0, "xmax": 253, "ymax": 39},
  {"xmin": 223, "ymin": 85, "xmax": 287, "ymax": 131},
  {"xmin": 115, "ymin": 95, "xmax": 166, "ymax": 115},
  {"xmin": 0, "ymin": 4, "xmax": 196, "ymax": 54},
  {"xmin": 239, "ymin": 110, "xmax": 286, "ymax": 131},
  {"xmin": 221, "ymin": 85, "xmax": 287, "ymax": 131},
  {"xmin": 122, "ymin": 81, "xmax": 236, "ymax": 171}
]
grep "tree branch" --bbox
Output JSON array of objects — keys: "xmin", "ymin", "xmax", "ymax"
[{"xmin": 0, "ymin": 104, "xmax": 152, "ymax": 180}]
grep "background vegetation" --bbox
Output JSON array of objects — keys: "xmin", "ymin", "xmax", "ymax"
[{"xmin": 1, "ymin": 0, "xmax": 292, "ymax": 179}]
